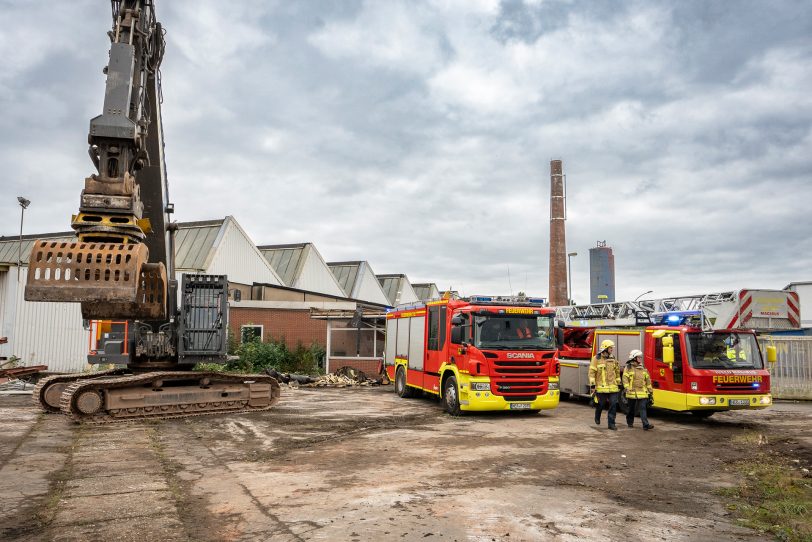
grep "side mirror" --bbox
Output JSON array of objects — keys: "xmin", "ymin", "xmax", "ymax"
[
  {"xmin": 662, "ymin": 335, "xmax": 674, "ymax": 366},
  {"xmin": 451, "ymin": 314, "xmax": 463, "ymax": 326},
  {"xmin": 557, "ymin": 319, "xmax": 566, "ymax": 329},
  {"xmin": 450, "ymin": 327, "xmax": 463, "ymax": 345},
  {"xmin": 556, "ymin": 327, "xmax": 565, "ymax": 349},
  {"xmin": 766, "ymin": 345, "xmax": 777, "ymax": 364}
]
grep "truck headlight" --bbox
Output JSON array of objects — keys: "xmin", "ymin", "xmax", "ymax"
[
  {"xmin": 471, "ymin": 382, "xmax": 490, "ymax": 391},
  {"xmin": 759, "ymin": 396, "xmax": 771, "ymax": 405},
  {"xmin": 699, "ymin": 397, "xmax": 717, "ymax": 405},
  {"xmin": 548, "ymin": 382, "xmax": 559, "ymax": 390}
]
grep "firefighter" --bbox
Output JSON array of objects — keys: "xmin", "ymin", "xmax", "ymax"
[
  {"xmin": 589, "ymin": 339, "xmax": 621, "ymax": 430},
  {"xmin": 515, "ymin": 319, "xmax": 532, "ymax": 339},
  {"xmin": 622, "ymin": 349, "xmax": 654, "ymax": 430}
]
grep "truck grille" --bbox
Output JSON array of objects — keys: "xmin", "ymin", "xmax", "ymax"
[
  {"xmin": 492, "ymin": 379, "xmax": 547, "ymax": 399},
  {"xmin": 492, "ymin": 357, "xmax": 552, "ymax": 376},
  {"xmin": 715, "ymin": 383, "xmax": 761, "ymax": 392}
]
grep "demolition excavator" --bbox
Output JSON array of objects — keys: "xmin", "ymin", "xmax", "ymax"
[{"xmin": 25, "ymin": 0, "xmax": 280, "ymax": 422}]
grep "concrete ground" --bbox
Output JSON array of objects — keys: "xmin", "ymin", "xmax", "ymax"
[{"xmin": 1, "ymin": 386, "xmax": 810, "ymax": 542}]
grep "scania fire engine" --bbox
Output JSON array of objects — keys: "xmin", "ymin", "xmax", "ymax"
[
  {"xmin": 555, "ymin": 289, "xmax": 800, "ymax": 417},
  {"xmin": 385, "ymin": 295, "xmax": 562, "ymax": 415}
]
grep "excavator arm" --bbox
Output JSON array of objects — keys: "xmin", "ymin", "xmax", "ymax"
[{"xmin": 25, "ymin": 0, "xmax": 172, "ymax": 321}]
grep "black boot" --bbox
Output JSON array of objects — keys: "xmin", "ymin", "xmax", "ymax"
[{"xmin": 644, "ymin": 424, "xmax": 654, "ymax": 430}]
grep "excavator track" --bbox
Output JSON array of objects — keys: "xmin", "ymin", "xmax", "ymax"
[
  {"xmin": 58, "ymin": 371, "xmax": 281, "ymax": 423},
  {"xmin": 32, "ymin": 368, "xmax": 129, "ymax": 412}
]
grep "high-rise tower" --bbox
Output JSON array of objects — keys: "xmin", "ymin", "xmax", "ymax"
[{"xmin": 589, "ymin": 241, "xmax": 616, "ymax": 303}]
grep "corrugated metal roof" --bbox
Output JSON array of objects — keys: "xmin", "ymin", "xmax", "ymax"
[
  {"xmin": 0, "ymin": 232, "xmax": 75, "ymax": 264},
  {"xmin": 0, "ymin": 219, "xmax": 226, "ymax": 269},
  {"xmin": 377, "ymin": 274, "xmax": 405, "ymax": 306},
  {"xmin": 174, "ymin": 219, "xmax": 225, "ymax": 270},
  {"xmin": 412, "ymin": 283, "xmax": 438, "ymax": 302},
  {"xmin": 328, "ymin": 262, "xmax": 361, "ymax": 297},
  {"xmin": 258, "ymin": 243, "xmax": 308, "ymax": 287}
]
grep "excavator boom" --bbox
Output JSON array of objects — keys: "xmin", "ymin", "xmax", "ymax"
[
  {"xmin": 24, "ymin": 0, "xmax": 171, "ymax": 321},
  {"xmin": 20, "ymin": 1, "xmax": 281, "ymax": 422}
]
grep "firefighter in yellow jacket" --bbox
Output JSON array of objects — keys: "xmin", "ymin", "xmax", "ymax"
[
  {"xmin": 623, "ymin": 349, "xmax": 654, "ymax": 430},
  {"xmin": 589, "ymin": 339, "xmax": 621, "ymax": 430}
]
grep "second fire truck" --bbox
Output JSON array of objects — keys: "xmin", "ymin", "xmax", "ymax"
[
  {"xmin": 555, "ymin": 289, "xmax": 800, "ymax": 417},
  {"xmin": 385, "ymin": 295, "xmax": 562, "ymax": 414}
]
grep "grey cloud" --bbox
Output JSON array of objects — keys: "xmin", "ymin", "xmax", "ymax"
[{"xmin": 1, "ymin": 0, "xmax": 810, "ymax": 305}]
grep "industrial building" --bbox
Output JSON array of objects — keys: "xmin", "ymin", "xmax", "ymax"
[
  {"xmin": 259, "ymin": 243, "xmax": 346, "ymax": 298},
  {"xmin": 589, "ymin": 241, "xmax": 616, "ymax": 303},
  {"xmin": 377, "ymin": 274, "xmax": 420, "ymax": 306},
  {"xmin": 1, "ymin": 217, "xmax": 439, "ymax": 375},
  {"xmin": 0, "ymin": 217, "xmax": 284, "ymax": 372},
  {"xmin": 328, "ymin": 261, "xmax": 391, "ymax": 305},
  {"xmin": 412, "ymin": 283, "xmax": 441, "ymax": 302}
]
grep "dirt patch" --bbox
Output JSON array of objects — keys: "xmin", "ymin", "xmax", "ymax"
[{"xmin": 1, "ymin": 388, "xmax": 811, "ymax": 541}]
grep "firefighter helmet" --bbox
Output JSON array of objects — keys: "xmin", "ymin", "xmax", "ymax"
[
  {"xmin": 599, "ymin": 339, "xmax": 615, "ymax": 352},
  {"xmin": 628, "ymin": 349, "xmax": 643, "ymax": 361}
]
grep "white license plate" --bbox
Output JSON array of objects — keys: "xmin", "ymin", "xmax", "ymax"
[
  {"xmin": 729, "ymin": 399, "xmax": 750, "ymax": 406},
  {"xmin": 510, "ymin": 403, "xmax": 532, "ymax": 410}
]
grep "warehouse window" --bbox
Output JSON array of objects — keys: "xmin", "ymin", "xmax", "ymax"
[{"xmin": 241, "ymin": 325, "xmax": 263, "ymax": 343}]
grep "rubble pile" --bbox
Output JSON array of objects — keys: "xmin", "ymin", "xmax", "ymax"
[{"xmin": 265, "ymin": 366, "xmax": 389, "ymax": 389}]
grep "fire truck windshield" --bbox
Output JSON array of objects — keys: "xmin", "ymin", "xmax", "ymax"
[
  {"xmin": 685, "ymin": 332, "xmax": 763, "ymax": 370},
  {"xmin": 473, "ymin": 315, "xmax": 556, "ymax": 350}
]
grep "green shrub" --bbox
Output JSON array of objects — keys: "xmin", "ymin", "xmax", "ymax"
[{"xmin": 194, "ymin": 337, "xmax": 326, "ymax": 375}]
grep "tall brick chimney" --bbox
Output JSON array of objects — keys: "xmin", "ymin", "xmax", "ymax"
[{"xmin": 548, "ymin": 159, "xmax": 568, "ymax": 306}]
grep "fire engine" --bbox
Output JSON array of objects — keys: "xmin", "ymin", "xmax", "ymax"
[
  {"xmin": 555, "ymin": 289, "xmax": 800, "ymax": 417},
  {"xmin": 384, "ymin": 295, "xmax": 562, "ymax": 415}
]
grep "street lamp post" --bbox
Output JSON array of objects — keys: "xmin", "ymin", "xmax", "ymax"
[
  {"xmin": 567, "ymin": 252, "xmax": 577, "ymax": 305},
  {"xmin": 634, "ymin": 290, "xmax": 654, "ymax": 302},
  {"xmin": 17, "ymin": 197, "xmax": 31, "ymax": 282}
]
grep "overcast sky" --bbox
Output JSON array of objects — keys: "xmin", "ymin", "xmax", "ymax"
[{"xmin": 1, "ymin": 0, "xmax": 810, "ymax": 303}]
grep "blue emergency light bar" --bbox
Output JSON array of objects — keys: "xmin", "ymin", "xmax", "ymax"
[
  {"xmin": 657, "ymin": 310, "xmax": 702, "ymax": 326},
  {"xmin": 469, "ymin": 295, "xmax": 547, "ymax": 306}
]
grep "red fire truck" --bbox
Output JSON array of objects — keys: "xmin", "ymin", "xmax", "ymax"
[
  {"xmin": 556, "ymin": 289, "xmax": 800, "ymax": 417},
  {"xmin": 385, "ymin": 295, "xmax": 562, "ymax": 415}
]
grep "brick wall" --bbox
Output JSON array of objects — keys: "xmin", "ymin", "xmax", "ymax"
[
  {"xmin": 230, "ymin": 308, "xmax": 327, "ymax": 347},
  {"xmin": 230, "ymin": 307, "xmax": 384, "ymax": 375}
]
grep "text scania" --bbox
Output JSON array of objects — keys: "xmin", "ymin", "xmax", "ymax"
[{"xmin": 506, "ymin": 353, "xmax": 536, "ymax": 359}]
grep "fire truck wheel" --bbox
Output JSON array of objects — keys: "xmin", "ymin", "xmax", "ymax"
[
  {"xmin": 395, "ymin": 367, "xmax": 414, "ymax": 398},
  {"xmin": 690, "ymin": 410, "xmax": 715, "ymax": 419},
  {"xmin": 442, "ymin": 375, "xmax": 462, "ymax": 416}
]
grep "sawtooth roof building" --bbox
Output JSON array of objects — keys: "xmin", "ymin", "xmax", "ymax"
[
  {"xmin": 258, "ymin": 243, "xmax": 346, "ymax": 298},
  {"xmin": 377, "ymin": 274, "xmax": 420, "ymax": 306},
  {"xmin": 0, "ymin": 216, "xmax": 431, "ymax": 374},
  {"xmin": 412, "ymin": 283, "xmax": 441, "ymax": 302},
  {"xmin": 0, "ymin": 216, "xmax": 284, "ymax": 372},
  {"xmin": 327, "ymin": 261, "xmax": 390, "ymax": 306}
]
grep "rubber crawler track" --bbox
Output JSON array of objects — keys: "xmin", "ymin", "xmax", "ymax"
[
  {"xmin": 32, "ymin": 369, "xmax": 129, "ymax": 412},
  {"xmin": 59, "ymin": 371, "xmax": 281, "ymax": 424}
]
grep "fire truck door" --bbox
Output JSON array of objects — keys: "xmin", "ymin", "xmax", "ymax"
[
  {"xmin": 425, "ymin": 304, "xmax": 447, "ymax": 373},
  {"xmin": 650, "ymin": 332, "xmax": 686, "ymax": 402}
]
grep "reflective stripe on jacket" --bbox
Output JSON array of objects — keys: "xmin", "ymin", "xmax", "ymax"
[
  {"xmin": 588, "ymin": 355, "xmax": 620, "ymax": 393},
  {"xmin": 623, "ymin": 365, "xmax": 653, "ymax": 399}
]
